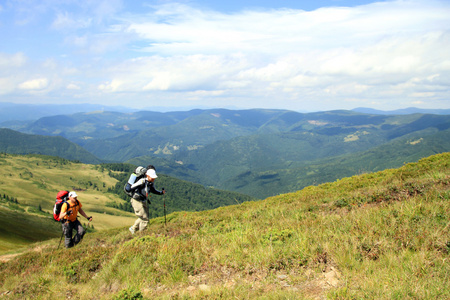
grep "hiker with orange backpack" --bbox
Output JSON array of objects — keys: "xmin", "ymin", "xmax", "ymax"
[{"xmin": 59, "ymin": 191, "xmax": 93, "ymax": 248}]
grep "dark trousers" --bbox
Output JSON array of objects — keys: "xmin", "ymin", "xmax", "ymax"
[{"xmin": 62, "ymin": 219, "xmax": 85, "ymax": 248}]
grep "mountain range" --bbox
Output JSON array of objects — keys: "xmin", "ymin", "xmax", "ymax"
[
  {"xmin": 1, "ymin": 105, "xmax": 450, "ymax": 198},
  {"xmin": 0, "ymin": 102, "xmax": 136, "ymax": 122},
  {"xmin": 353, "ymin": 107, "xmax": 450, "ymax": 115}
]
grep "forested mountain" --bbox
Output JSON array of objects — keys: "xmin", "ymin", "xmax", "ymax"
[
  {"xmin": 22, "ymin": 109, "xmax": 290, "ymax": 151},
  {"xmin": 128, "ymin": 111, "xmax": 450, "ymax": 198},
  {"xmin": 219, "ymin": 128, "xmax": 450, "ymax": 198},
  {"xmin": 0, "ymin": 128, "xmax": 102, "ymax": 164},
  {"xmin": 2, "ymin": 108, "xmax": 450, "ymax": 199}
]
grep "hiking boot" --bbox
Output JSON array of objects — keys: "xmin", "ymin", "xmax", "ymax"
[{"xmin": 129, "ymin": 226, "xmax": 135, "ymax": 234}]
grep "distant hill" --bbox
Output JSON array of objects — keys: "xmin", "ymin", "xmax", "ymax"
[
  {"xmin": 72, "ymin": 109, "xmax": 450, "ymax": 162},
  {"xmin": 127, "ymin": 126, "xmax": 450, "ymax": 199},
  {"xmin": 19, "ymin": 108, "xmax": 289, "ymax": 149},
  {"xmin": 0, "ymin": 128, "xmax": 102, "ymax": 164},
  {"xmin": 0, "ymin": 102, "xmax": 137, "ymax": 123},
  {"xmin": 159, "ymin": 112, "xmax": 450, "ymax": 197},
  {"xmin": 220, "ymin": 128, "xmax": 450, "ymax": 198},
  {"xmin": 3, "ymin": 108, "xmax": 450, "ymax": 199},
  {"xmin": 353, "ymin": 107, "xmax": 450, "ymax": 115},
  {"xmin": 0, "ymin": 102, "xmax": 139, "ymax": 124},
  {"xmin": 1, "ymin": 152, "xmax": 449, "ymax": 299}
]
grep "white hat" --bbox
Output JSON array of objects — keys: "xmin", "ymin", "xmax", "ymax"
[
  {"xmin": 69, "ymin": 191, "xmax": 78, "ymax": 198},
  {"xmin": 146, "ymin": 169, "xmax": 158, "ymax": 178}
]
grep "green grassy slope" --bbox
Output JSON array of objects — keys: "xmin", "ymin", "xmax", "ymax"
[
  {"xmin": 0, "ymin": 206, "xmax": 61, "ymax": 253},
  {"xmin": 0, "ymin": 153, "xmax": 136, "ymax": 254},
  {"xmin": 1, "ymin": 152, "xmax": 449, "ymax": 299},
  {"xmin": 0, "ymin": 154, "xmax": 255, "ymax": 254}
]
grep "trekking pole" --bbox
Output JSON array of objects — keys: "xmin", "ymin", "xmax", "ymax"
[
  {"xmin": 57, "ymin": 230, "xmax": 64, "ymax": 250},
  {"xmin": 163, "ymin": 188, "xmax": 166, "ymax": 226}
]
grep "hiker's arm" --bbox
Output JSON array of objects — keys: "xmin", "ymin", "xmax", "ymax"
[
  {"xmin": 59, "ymin": 211, "xmax": 70, "ymax": 219},
  {"xmin": 59, "ymin": 203, "xmax": 69, "ymax": 220},
  {"xmin": 149, "ymin": 183, "xmax": 164, "ymax": 195},
  {"xmin": 79, "ymin": 208, "xmax": 93, "ymax": 221}
]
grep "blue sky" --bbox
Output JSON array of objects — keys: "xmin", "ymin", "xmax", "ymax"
[{"xmin": 0, "ymin": 0, "xmax": 449, "ymax": 112}]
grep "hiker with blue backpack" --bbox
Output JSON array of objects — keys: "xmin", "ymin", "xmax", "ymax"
[
  {"xmin": 59, "ymin": 191, "xmax": 93, "ymax": 248},
  {"xmin": 126, "ymin": 165, "xmax": 165, "ymax": 234}
]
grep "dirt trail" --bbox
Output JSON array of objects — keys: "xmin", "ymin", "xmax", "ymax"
[
  {"xmin": 0, "ymin": 253, "xmax": 20, "ymax": 263},
  {"xmin": 0, "ymin": 244, "xmax": 49, "ymax": 263}
]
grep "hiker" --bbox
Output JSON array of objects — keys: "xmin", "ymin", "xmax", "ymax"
[
  {"xmin": 129, "ymin": 167, "xmax": 165, "ymax": 234},
  {"xmin": 59, "ymin": 191, "xmax": 93, "ymax": 248}
]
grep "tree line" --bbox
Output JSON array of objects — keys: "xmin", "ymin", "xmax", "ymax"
[{"xmin": 1, "ymin": 193, "xmax": 19, "ymax": 204}]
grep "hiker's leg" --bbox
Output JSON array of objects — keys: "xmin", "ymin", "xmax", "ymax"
[
  {"xmin": 132, "ymin": 218, "xmax": 141, "ymax": 231},
  {"xmin": 138, "ymin": 201, "xmax": 150, "ymax": 231},
  {"xmin": 131, "ymin": 199, "xmax": 144, "ymax": 231},
  {"xmin": 73, "ymin": 220, "xmax": 86, "ymax": 245},
  {"xmin": 62, "ymin": 222, "xmax": 74, "ymax": 248}
]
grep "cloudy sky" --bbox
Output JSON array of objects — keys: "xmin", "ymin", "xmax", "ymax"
[{"xmin": 1, "ymin": 0, "xmax": 449, "ymax": 112}]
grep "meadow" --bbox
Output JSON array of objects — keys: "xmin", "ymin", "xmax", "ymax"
[
  {"xmin": 0, "ymin": 153, "xmax": 136, "ymax": 254},
  {"xmin": 0, "ymin": 152, "xmax": 449, "ymax": 299}
]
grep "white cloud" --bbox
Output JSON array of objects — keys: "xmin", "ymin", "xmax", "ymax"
[
  {"xmin": 51, "ymin": 11, "xmax": 92, "ymax": 30},
  {"xmin": 1, "ymin": 0, "xmax": 450, "ymax": 110},
  {"xmin": 0, "ymin": 78, "xmax": 16, "ymax": 95},
  {"xmin": 98, "ymin": 79, "xmax": 125, "ymax": 92},
  {"xmin": 0, "ymin": 53, "xmax": 27, "ymax": 69},
  {"xmin": 97, "ymin": 54, "xmax": 249, "ymax": 93},
  {"xmin": 18, "ymin": 78, "xmax": 49, "ymax": 90},
  {"xmin": 66, "ymin": 83, "xmax": 81, "ymax": 90},
  {"xmin": 116, "ymin": 0, "xmax": 450, "ymax": 109},
  {"xmin": 126, "ymin": 1, "xmax": 449, "ymax": 55}
]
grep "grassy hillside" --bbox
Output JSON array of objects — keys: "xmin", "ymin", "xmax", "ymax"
[
  {"xmin": 1, "ymin": 153, "xmax": 449, "ymax": 299},
  {"xmin": 0, "ymin": 206, "xmax": 61, "ymax": 254},
  {"xmin": 0, "ymin": 153, "xmax": 137, "ymax": 254},
  {"xmin": 0, "ymin": 154, "xmax": 255, "ymax": 254}
]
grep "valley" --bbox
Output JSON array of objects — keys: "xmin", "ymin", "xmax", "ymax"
[{"xmin": 2, "ymin": 107, "xmax": 450, "ymax": 198}]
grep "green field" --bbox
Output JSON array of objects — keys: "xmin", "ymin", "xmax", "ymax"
[
  {"xmin": 0, "ymin": 206, "xmax": 62, "ymax": 252},
  {"xmin": 1, "ymin": 152, "xmax": 449, "ymax": 299},
  {"xmin": 0, "ymin": 153, "xmax": 136, "ymax": 254}
]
